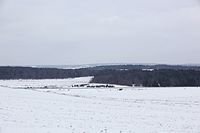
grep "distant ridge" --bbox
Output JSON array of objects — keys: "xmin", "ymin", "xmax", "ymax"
[{"xmin": 27, "ymin": 63, "xmax": 200, "ymax": 70}]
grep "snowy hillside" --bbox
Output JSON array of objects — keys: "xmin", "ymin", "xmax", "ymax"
[{"xmin": 0, "ymin": 77, "xmax": 200, "ymax": 133}]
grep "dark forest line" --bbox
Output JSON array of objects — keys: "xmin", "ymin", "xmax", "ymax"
[
  {"xmin": 0, "ymin": 65, "xmax": 200, "ymax": 87},
  {"xmin": 90, "ymin": 69, "xmax": 200, "ymax": 87},
  {"xmin": 0, "ymin": 66, "xmax": 93, "ymax": 79}
]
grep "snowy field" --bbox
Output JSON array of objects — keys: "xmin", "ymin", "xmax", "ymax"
[
  {"xmin": 0, "ymin": 77, "xmax": 93, "ymax": 88},
  {"xmin": 0, "ymin": 77, "xmax": 200, "ymax": 133}
]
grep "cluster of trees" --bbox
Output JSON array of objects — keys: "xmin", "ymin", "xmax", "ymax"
[
  {"xmin": 0, "ymin": 67, "xmax": 93, "ymax": 79},
  {"xmin": 91, "ymin": 69, "xmax": 200, "ymax": 87},
  {"xmin": 1, "ymin": 66, "xmax": 200, "ymax": 87}
]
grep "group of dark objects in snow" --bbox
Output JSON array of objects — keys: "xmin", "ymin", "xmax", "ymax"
[{"xmin": 72, "ymin": 84, "xmax": 115, "ymax": 88}]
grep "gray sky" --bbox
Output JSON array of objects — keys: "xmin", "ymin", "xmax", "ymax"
[{"xmin": 0, "ymin": 0, "xmax": 200, "ymax": 65}]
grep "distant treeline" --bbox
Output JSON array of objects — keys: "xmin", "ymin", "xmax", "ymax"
[
  {"xmin": 90, "ymin": 64, "xmax": 200, "ymax": 71},
  {"xmin": 0, "ymin": 67, "xmax": 93, "ymax": 79},
  {"xmin": 1, "ymin": 65, "xmax": 200, "ymax": 87},
  {"xmin": 91, "ymin": 69, "xmax": 200, "ymax": 87}
]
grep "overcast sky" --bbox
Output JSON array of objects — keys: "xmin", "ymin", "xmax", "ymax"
[{"xmin": 0, "ymin": 0, "xmax": 200, "ymax": 65}]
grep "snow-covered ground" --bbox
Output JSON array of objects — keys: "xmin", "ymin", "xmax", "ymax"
[
  {"xmin": 0, "ymin": 77, "xmax": 200, "ymax": 133},
  {"xmin": 0, "ymin": 77, "xmax": 93, "ymax": 88}
]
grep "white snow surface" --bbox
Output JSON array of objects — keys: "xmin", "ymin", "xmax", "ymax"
[
  {"xmin": 0, "ymin": 77, "xmax": 93, "ymax": 88},
  {"xmin": 0, "ymin": 77, "xmax": 200, "ymax": 133}
]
